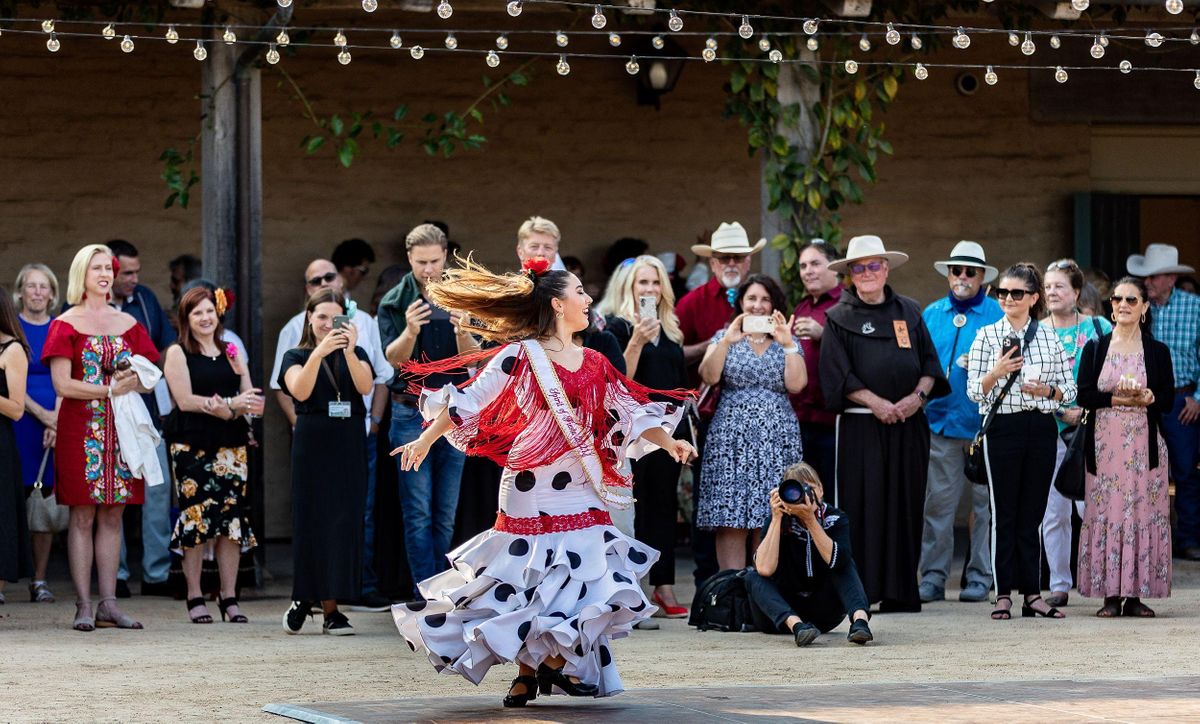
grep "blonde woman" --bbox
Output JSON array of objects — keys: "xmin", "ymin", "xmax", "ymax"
[
  {"xmin": 605, "ymin": 255, "xmax": 691, "ymax": 617},
  {"xmin": 593, "ymin": 257, "xmax": 635, "ymax": 321}
]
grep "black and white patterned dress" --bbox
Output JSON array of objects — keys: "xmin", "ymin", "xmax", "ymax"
[{"xmin": 697, "ymin": 329, "xmax": 803, "ymax": 529}]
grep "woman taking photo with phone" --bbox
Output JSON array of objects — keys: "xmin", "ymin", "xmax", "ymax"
[
  {"xmin": 605, "ymin": 255, "xmax": 690, "ymax": 618},
  {"xmin": 967, "ymin": 262, "xmax": 1076, "ymax": 620},
  {"xmin": 279, "ymin": 288, "xmax": 375, "ymax": 635},
  {"xmin": 696, "ymin": 274, "xmax": 805, "ymax": 571},
  {"xmin": 162, "ymin": 287, "xmax": 264, "ymax": 624}
]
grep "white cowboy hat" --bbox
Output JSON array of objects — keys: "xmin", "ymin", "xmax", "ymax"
[
  {"xmin": 691, "ymin": 221, "xmax": 767, "ymax": 257},
  {"xmin": 827, "ymin": 235, "xmax": 909, "ymax": 274},
  {"xmin": 933, "ymin": 240, "xmax": 999, "ymax": 283},
  {"xmin": 1126, "ymin": 243, "xmax": 1195, "ymax": 277}
]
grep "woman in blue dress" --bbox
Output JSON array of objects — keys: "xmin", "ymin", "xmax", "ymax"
[{"xmin": 13, "ymin": 264, "xmax": 60, "ymax": 603}]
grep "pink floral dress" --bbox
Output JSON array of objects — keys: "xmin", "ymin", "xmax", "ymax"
[{"xmin": 1077, "ymin": 350, "xmax": 1172, "ymax": 599}]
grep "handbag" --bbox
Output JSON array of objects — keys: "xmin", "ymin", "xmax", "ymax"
[
  {"xmin": 26, "ymin": 448, "xmax": 69, "ymax": 534},
  {"xmin": 966, "ymin": 321, "xmax": 1039, "ymax": 485},
  {"xmin": 1053, "ymin": 410, "xmax": 1089, "ymax": 501}
]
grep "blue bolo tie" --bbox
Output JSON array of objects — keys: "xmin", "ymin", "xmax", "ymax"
[{"xmin": 726, "ymin": 287, "xmax": 737, "ymax": 306}]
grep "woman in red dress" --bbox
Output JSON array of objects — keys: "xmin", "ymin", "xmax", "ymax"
[{"xmin": 43, "ymin": 244, "xmax": 159, "ymax": 631}]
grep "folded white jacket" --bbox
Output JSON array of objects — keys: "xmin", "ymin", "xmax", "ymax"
[{"xmin": 113, "ymin": 355, "xmax": 164, "ymax": 488}]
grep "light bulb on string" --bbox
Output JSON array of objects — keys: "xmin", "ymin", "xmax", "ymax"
[
  {"xmin": 806, "ymin": 36, "xmax": 819, "ymax": 52},
  {"xmin": 1145, "ymin": 31, "xmax": 1164, "ymax": 48},
  {"xmin": 1193, "ymin": 70, "xmax": 1200, "ymax": 89},
  {"xmin": 625, "ymin": 56, "xmax": 639, "ymax": 75},
  {"xmin": 555, "ymin": 31, "xmax": 568, "ymax": 47},
  {"xmin": 952, "ymin": 27, "xmax": 970, "ymax": 49},
  {"xmin": 609, "ymin": 32, "xmax": 621, "ymax": 47},
  {"xmin": 1021, "ymin": 32, "xmax": 1035, "ymax": 55},
  {"xmin": 363, "ymin": 0, "xmax": 378, "ymax": 11},
  {"xmin": 41, "ymin": 19, "xmax": 54, "ymax": 33},
  {"xmin": 844, "ymin": 59, "xmax": 859, "ymax": 74},
  {"xmin": 338, "ymin": 49, "xmax": 351, "ymax": 65},
  {"xmin": 120, "ymin": 34, "xmax": 134, "ymax": 53},
  {"xmin": 495, "ymin": 34, "xmax": 507, "ymax": 50},
  {"xmin": 444, "ymin": 33, "xmax": 457, "ymax": 50},
  {"xmin": 1054, "ymin": 66, "xmax": 1068, "ymax": 83},
  {"xmin": 278, "ymin": 0, "xmax": 292, "ymax": 7},
  {"xmin": 984, "ymin": 65, "xmax": 998, "ymax": 85},
  {"xmin": 652, "ymin": 35, "xmax": 665, "ymax": 50},
  {"xmin": 1008, "ymin": 31, "xmax": 1019, "ymax": 46},
  {"xmin": 914, "ymin": 62, "xmax": 928, "ymax": 80},
  {"xmin": 1119, "ymin": 59, "xmax": 1132, "ymax": 73},
  {"xmin": 591, "ymin": 5, "xmax": 606, "ymax": 29},
  {"xmin": 1167, "ymin": 0, "xmax": 1184, "ymax": 14},
  {"xmin": 910, "ymin": 33, "xmax": 923, "ymax": 50},
  {"xmin": 739, "ymin": 17, "xmax": 753, "ymax": 40},
  {"xmin": 334, "ymin": 30, "xmax": 347, "ymax": 47},
  {"xmin": 102, "ymin": 23, "xmax": 115, "ymax": 40},
  {"xmin": 410, "ymin": 45, "xmax": 425, "ymax": 59},
  {"xmin": 556, "ymin": 55, "xmax": 570, "ymax": 76},
  {"xmin": 886, "ymin": 24, "xmax": 900, "ymax": 45},
  {"xmin": 803, "ymin": 19, "xmax": 818, "ymax": 35},
  {"xmin": 267, "ymin": 44, "xmax": 280, "ymax": 64},
  {"xmin": 277, "ymin": 29, "xmax": 290, "ymax": 46},
  {"xmin": 769, "ymin": 48, "xmax": 783, "ymax": 63},
  {"xmin": 1100, "ymin": 34, "xmax": 1109, "ymax": 47},
  {"xmin": 1191, "ymin": 29, "xmax": 1199, "ymax": 45},
  {"xmin": 668, "ymin": 10, "xmax": 683, "ymax": 32},
  {"xmin": 486, "ymin": 50, "xmax": 500, "ymax": 67},
  {"xmin": 1071, "ymin": 0, "xmax": 1089, "ymax": 9},
  {"xmin": 1050, "ymin": 35, "xmax": 1061, "ymax": 49},
  {"xmin": 859, "ymin": 34, "xmax": 871, "ymax": 52},
  {"xmin": 166, "ymin": 25, "xmax": 179, "ymax": 44},
  {"xmin": 1090, "ymin": 36, "xmax": 1104, "ymax": 58},
  {"xmin": 46, "ymin": 32, "xmax": 60, "ymax": 52},
  {"xmin": 702, "ymin": 47, "xmax": 716, "ymax": 62},
  {"xmin": 758, "ymin": 36, "xmax": 770, "ymax": 52},
  {"xmin": 193, "ymin": 40, "xmax": 207, "ymax": 61},
  {"xmin": 223, "ymin": 26, "xmax": 236, "ymax": 45},
  {"xmin": 705, "ymin": 36, "xmax": 718, "ymax": 51},
  {"xmin": 436, "ymin": 0, "xmax": 453, "ymax": 19},
  {"xmin": 391, "ymin": 32, "xmax": 402, "ymax": 49},
  {"xmin": 506, "ymin": 1, "xmax": 522, "ymax": 17}
]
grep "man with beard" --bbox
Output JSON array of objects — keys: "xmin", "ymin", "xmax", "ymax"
[
  {"xmin": 789, "ymin": 241, "xmax": 843, "ymax": 486},
  {"xmin": 917, "ymin": 242, "xmax": 1003, "ymax": 604},
  {"xmin": 820, "ymin": 235, "xmax": 949, "ymax": 612}
]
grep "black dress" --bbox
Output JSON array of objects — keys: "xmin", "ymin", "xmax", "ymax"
[
  {"xmin": 607, "ymin": 316, "xmax": 689, "ymax": 587},
  {"xmin": 279, "ymin": 346, "xmax": 372, "ymax": 602},
  {"xmin": 1, "ymin": 340, "xmax": 33, "ymax": 584}
]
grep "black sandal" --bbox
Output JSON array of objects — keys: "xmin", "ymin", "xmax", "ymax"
[
  {"xmin": 1022, "ymin": 596, "xmax": 1065, "ymax": 618},
  {"xmin": 187, "ymin": 597, "xmax": 213, "ymax": 624},
  {"xmin": 1096, "ymin": 596, "xmax": 1122, "ymax": 618},
  {"xmin": 537, "ymin": 663, "xmax": 599, "ymax": 697},
  {"xmin": 990, "ymin": 595, "xmax": 1012, "ymax": 620},
  {"xmin": 219, "ymin": 597, "xmax": 249, "ymax": 623},
  {"xmin": 503, "ymin": 675, "xmax": 539, "ymax": 708},
  {"xmin": 1122, "ymin": 598, "xmax": 1156, "ymax": 618}
]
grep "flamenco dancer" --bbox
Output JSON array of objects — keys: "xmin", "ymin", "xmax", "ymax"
[{"xmin": 390, "ymin": 256, "xmax": 695, "ymax": 708}]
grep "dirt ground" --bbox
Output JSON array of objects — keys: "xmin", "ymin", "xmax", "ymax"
[{"xmin": 4, "ymin": 552, "xmax": 1200, "ymax": 722}]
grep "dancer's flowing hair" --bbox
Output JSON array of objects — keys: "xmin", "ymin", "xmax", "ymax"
[{"xmin": 425, "ymin": 255, "xmax": 571, "ymax": 344}]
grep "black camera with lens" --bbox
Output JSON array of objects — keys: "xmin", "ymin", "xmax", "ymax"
[{"xmin": 779, "ymin": 478, "xmax": 817, "ymax": 506}]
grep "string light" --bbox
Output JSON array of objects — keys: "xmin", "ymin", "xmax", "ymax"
[
  {"xmin": 1194, "ymin": 69, "xmax": 1200, "ymax": 88},
  {"xmin": 652, "ymin": 35, "xmax": 664, "ymax": 50},
  {"xmin": 1145, "ymin": 31, "xmax": 1164, "ymax": 47},
  {"xmin": 910, "ymin": 33, "xmax": 922, "ymax": 50},
  {"xmin": 1021, "ymin": 32, "xmax": 1035, "ymax": 55},
  {"xmin": 437, "ymin": 0, "xmax": 453, "ymax": 19},
  {"xmin": 1191, "ymin": 29, "xmax": 1200, "ymax": 45},
  {"xmin": 486, "ymin": 49, "xmax": 500, "ymax": 67},
  {"xmin": 363, "ymin": 0, "xmax": 378, "ymax": 11},
  {"xmin": 1007, "ymin": 31, "xmax": 1019, "ymax": 46},
  {"xmin": 1167, "ymin": 0, "xmax": 1184, "ymax": 14},
  {"xmin": 803, "ymin": 19, "xmax": 818, "ymax": 35},
  {"xmin": 506, "ymin": 1, "xmax": 522, "ymax": 17},
  {"xmin": 625, "ymin": 55, "xmax": 639, "ymax": 74},
  {"xmin": 338, "ymin": 48, "xmax": 351, "ymax": 65},
  {"xmin": 1049, "ymin": 35, "xmax": 1061, "ymax": 49},
  {"xmin": 914, "ymin": 62, "xmax": 928, "ymax": 80},
  {"xmin": 556, "ymin": 54, "xmax": 570, "ymax": 75},
  {"xmin": 1090, "ymin": 36, "xmax": 1104, "ymax": 58},
  {"xmin": 858, "ymin": 33, "xmax": 871, "ymax": 52},
  {"xmin": 276, "ymin": 29, "xmax": 290, "ymax": 46},
  {"xmin": 705, "ymin": 36, "xmax": 718, "ymax": 50},
  {"xmin": 267, "ymin": 44, "xmax": 280, "ymax": 64},
  {"xmin": 668, "ymin": 10, "xmax": 683, "ymax": 32},
  {"xmin": 120, "ymin": 34, "xmax": 134, "ymax": 53},
  {"xmin": 495, "ymin": 34, "xmax": 508, "ymax": 49},
  {"xmin": 1119, "ymin": 59, "xmax": 1132, "ymax": 73},
  {"xmin": 390, "ymin": 31, "xmax": 402, "ymax": 49},
  {"xmin": 334, "ymin": 29, "xmax": 347, "ymax": 47},
  {"xmin": 608, "ymin": 32, "xmax": 621, "ymax": 46},
  {"xmin": 702, "ymin": 46, "xmax": 716, "ymax": 62},
  {"xmin": 102, "ymin": 23, "xmax": 115, "ymax": 40},
  {"xmin": 738, "ymin": 17, "xmax": 753, "ymax": 40},
  {"xmin": 952, "ymin": 27, "xmax": 970, "ymax": 49},
  {"xmin": 1071, "ymin": 0, "xmax": 1089, "ymax": 10},
  {"xmin": 591, "ymin": 5, "xmax": 606, "ymax": 29},
  {"xmin": 165, "ymin": 25, "xmax": 179, "ymax": 44},
  {"xmin": 806, "ymin": 36, "xmax": 819, "ymax": 51},
  {"xmin": 555, "ymin": 31, "xmax": 568, "ymax": 47},
  {"xmin": 1100, "ymin": 34, "xmax": 1109, "ymax": 47},
  {"xmin": 193, "ymin": 40, "xmax": 207, "ymax": 61},
  {"xmin": 444, "ymin": 32, "xmax": 457, "ymax": 50},
  {"xmin": 410, "ymin": 45, "xmax": 424, "ymax": 59},
  {"xmin": 46, "ymin": 32, "xmax": 60, "ymax": 52},
  {"xmin": 41, "ymin": 19, "xmax": 53, "ymax": 33},
  {"xmin": 223, "ymin": 26, "xmax": 236, "ymax": 45},
  {"xmin": 885, "ymin": 24, "xmax": 900, "ymax": 45},
  {"xmin": 984, "ymin": 65, "xmax": 998, "ymax": 85},
  {"xmin": 769, "ymin": 48, "xmax": 782, "ymax": 63},
  {"xmin": 757, "ymin": 36, "xmax": 770, "ymax": 52},
  {"xmin": 277, "ymin": 0, "xmax": 292, "ymax": 7},
  {"xmin": 844, "ymin": 58, "xmax": 858, "ymax": 74},
  {"xmin": 1054, "ymin": 66, "xmax": 1068, "ymax": 83}
]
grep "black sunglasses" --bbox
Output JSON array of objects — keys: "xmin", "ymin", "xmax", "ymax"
[
  {"xmin": 1110, "ymin": 294, "xmax": 1142, "ymax": 306},
  {"xmin": 306, "ymin": 271, "xmax": 338, "ymax": 287},
  {"xmin": 995, "ymin": 287, "xmax": 1032, "ymax": 301},
  {"xmin": 949, "ymin": 265, "xmax": 979, "ymax": 278}
]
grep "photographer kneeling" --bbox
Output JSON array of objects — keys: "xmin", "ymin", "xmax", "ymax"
[{"xmin": 748, "ymin": 463, "xmax": 873, "ymax": 646}]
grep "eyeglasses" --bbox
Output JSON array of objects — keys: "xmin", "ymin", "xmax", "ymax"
[
  {"xmin": 995, "ymin": 288, "xmax": 1032, "ymax": 301},
  {"xmin": 1110, "ymin": 294, "xmax": 1142, "ymax": 306},
  {"xmin": 949, "ymin": 265, "xmax": 979, "ymax": 278},
  {"xmin": 1046, "ymin": 259, "xmax": 1079, "ymax": 272},
  {"xmin": 849, "ymin": 261, "xmax": 884, "ymax": 275},
  {"xmin": 712, "ymin": 255, "xmax": 747, "ymax": 265},
  {"xmin": 306, "ymin": 271, "xmax": 338, "ymax": 287}
]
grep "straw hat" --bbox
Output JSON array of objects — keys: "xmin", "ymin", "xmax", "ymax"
[
  {"xmin": 827, "ymin": 235, "xmax": 909, "ymax": 274},
  {"xmin": 1126, "ymin": 244, "xmax": 1195, "ymax": 277},
  {"xmin": 933, "ymin": 241, "xmax": 999, "ymax": 283},
  {"xmin": 691, "ymin": 222, "xmax": 767, "ymax": 257}
]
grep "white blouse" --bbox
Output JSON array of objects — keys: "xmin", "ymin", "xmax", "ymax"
[{"xmin": 966, "ymin": 318, "xmax": 1077, "ymax": 415}]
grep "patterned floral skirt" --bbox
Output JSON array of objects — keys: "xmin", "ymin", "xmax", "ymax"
[{"xmin": 169, "ymin": 443, "xmax": 257, "ymax": 554}]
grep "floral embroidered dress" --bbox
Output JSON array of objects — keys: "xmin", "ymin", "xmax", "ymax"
[
  {"xmin": 41, "ymin": 319, "xmax": 159, "ymax": 506},
  {"xmin": 391, "ymin": 343, "xmax": 685, "ymax": 697},
  {"xmin": 1077, "ymin": 350, "xmax": 1172, "ymax": 599}
]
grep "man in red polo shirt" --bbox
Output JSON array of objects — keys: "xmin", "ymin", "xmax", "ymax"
[
  {"xmin": 790, "ymin": 240, "xmax": 843, "ymax": 487},
  {"xmin": 677, "ymin": 222, "xmax": 765, "ymax": 368}
]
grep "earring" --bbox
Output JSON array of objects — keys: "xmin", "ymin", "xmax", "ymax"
[
  {"xmin": 1141, "ymin": 312, "xmax": 1147, "ymax": 323},
  {"xmin": 555, "ymin": 311, "xmax": 564, "ymax": 319},
  {"xmin": 1111, "ymin": 310, "xmax": 1118, "ymax": 322}
]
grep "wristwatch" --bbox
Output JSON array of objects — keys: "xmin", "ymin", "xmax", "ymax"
[
  {"xmin": 781, "ymin": 345, "xmax": 800, "ymax": 355},
  {"xmin": 917, "ymin": 390, "xmax": 929, "ymax": 406}
]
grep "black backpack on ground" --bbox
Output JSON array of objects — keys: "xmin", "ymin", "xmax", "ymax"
[{"xmin": 687, "ymin": 568, "xmax": 756, "ymax": 632}]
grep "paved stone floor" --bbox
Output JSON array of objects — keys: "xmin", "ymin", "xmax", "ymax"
[{"xmin": 264, "ymin": 676, "xmax": 1200, "ymax": 723}]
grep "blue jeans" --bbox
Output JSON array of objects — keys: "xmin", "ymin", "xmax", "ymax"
[
  {"xmin": 390, "ymin": 402, "xmax": 466, "ymax": 589},
  {"xmin": 362, "ymin": 431, "xmax": 379, "ymax": 595},
  {"xmin": 1162, "ymin": 393, "xmax": 1200, "ymax": 549},
  {"xmin": 119, "ymin": 439, "xmax": 172, "ymax": 584}
]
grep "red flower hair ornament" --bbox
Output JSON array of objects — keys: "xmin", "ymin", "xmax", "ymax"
[{"xmin": 522, "ymin": 256, "xmax": 552, "ymax": 280}]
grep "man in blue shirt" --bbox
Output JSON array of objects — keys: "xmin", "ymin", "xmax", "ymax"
[
  {"xmin": 918, "ymin": 242, "xmax": 1003, "ymax": 603},
  {"xmin": 1128, "ymin": 244, "xmax": 1200, "ymax": 560}
]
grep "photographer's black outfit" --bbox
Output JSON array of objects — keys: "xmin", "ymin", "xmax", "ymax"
[{"xmin": 747, "ymin": 505, "xmax": 870, "ymax": 634}]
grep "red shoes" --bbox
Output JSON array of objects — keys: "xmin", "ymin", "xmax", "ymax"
[{"xmin": 652, "ymin": 592, "xmax": 689, "ymax": 619}]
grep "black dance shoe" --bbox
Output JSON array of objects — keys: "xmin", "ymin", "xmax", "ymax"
[
  {"xmin": 503, "ymin": 675, "xmax": 539, "ymax": 708},
  {"xmin": 537, "ymin": 663, "xmax": 599, "ymax": 697}
]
